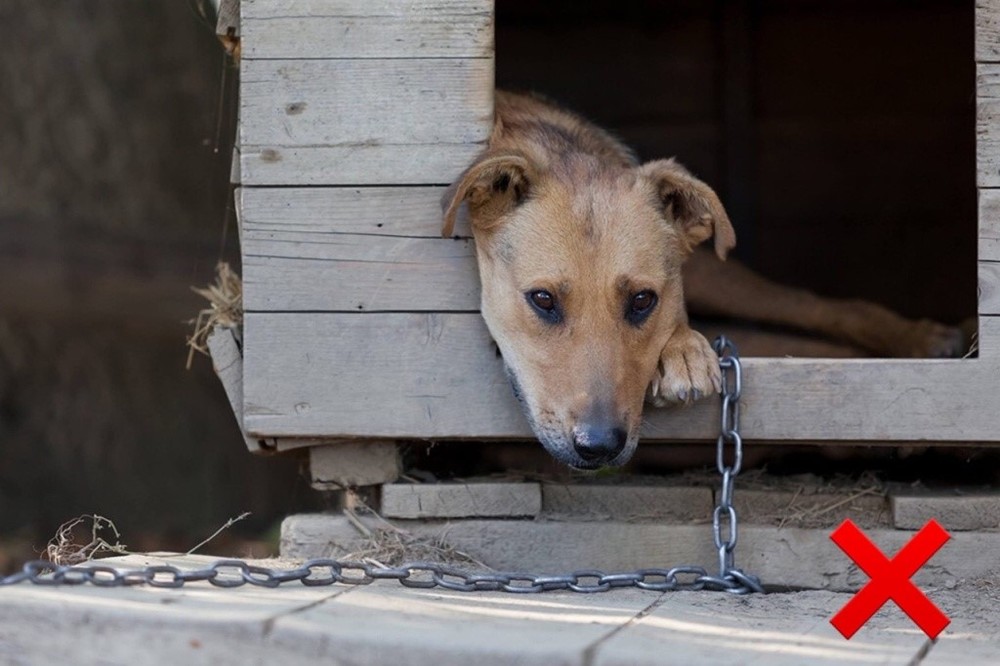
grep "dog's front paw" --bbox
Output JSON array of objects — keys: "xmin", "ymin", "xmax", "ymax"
[
  {"xmin": 649, "ymin": 328, "xmax": 722, "ymax": 406},
  {"xmin": 901, "ymin": 319, "xmax": 966, "ymax": 358}
]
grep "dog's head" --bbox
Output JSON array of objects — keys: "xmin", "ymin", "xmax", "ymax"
[{"xmin": 443, "ymin": 150, "xmax": 734, "ymax": 469}]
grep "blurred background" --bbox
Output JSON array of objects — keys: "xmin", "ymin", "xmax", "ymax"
[{"xmin": 0, "ymin": 1, "xmax": 315, "ymax": 572}]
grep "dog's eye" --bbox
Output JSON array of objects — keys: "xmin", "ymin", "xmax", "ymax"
[
  {"xmin": 625, "ymin": 290, "xmax": 658, "ymax": 325},
  {"xmin": 526, "ymin": 290, "xmax": 562, "ymax": 324},
  {"xmin": 530, "ymin": 290, "xmax": 555, "ymax": 311}
]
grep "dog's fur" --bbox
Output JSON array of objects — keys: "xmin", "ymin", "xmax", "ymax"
[{"xmin": 442, "ymin": 91, "xmax": 965, "ymax": 470}]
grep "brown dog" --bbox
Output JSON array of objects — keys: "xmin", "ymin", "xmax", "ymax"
[{"xmin": 442, "ymin": 91, "xmax": 964, "ymax": 470}]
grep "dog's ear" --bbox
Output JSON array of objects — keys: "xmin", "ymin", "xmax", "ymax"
[
  {"xmin": 639, "ymin": 159, "xmax": 736, "ymax": 260},
  {"xmin": 441, "ymin": 153, "xmax": 534, "ymax": 237}
]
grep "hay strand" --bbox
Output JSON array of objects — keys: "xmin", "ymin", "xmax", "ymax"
[{"xmin": 186, "ymin": 261, "xmax": 243, "ymax": 369}]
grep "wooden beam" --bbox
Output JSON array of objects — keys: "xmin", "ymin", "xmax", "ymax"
[
  {"xmin": 243, "ymin": 312, "xmax": 1000, "ymax": 442},
  {"xmin": 978, "ymin": 64, "xmax": 1000, "ymax": 187},
  {"xmin": 239, "ymin": 58, "xmax": 492, "ymax": 186},
  {"xmin": 206, "ymin": 326, "xmax": 271, "ymax": 454},
  {"xmin": 243, "ymin": 234, "xmax": 477, "ymax": 312},
  {"xmin": 241, "ymin": 0, "xmax": 493, "ymax": 59},
  {"xmin": 980, "ymin": 260, "xmax": 1000, "ymax": 314},
  {"xmin": 978, "ymin": 188, "xmax": 1000, "ymax": 261},
  {"xmin": 979, "ymin": 315, "xmax": 1000, "ymax": 357},
  {"xmin": 240, "ymin": 143, "xmax": 487, "ymax": 186},
  {"xmin": 240, "ymin": 186, "xmax": 469, "ymax": 238},
  {"xmin": 977, "ymin": 0, "xmax": 1000, "ymax": 63}
]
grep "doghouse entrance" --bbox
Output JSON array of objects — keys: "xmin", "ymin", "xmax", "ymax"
[{"xmin": 496, "ymin": 0, "xmax": 977, "ymax": 352}]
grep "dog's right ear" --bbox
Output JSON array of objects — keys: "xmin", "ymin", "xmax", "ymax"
[{"xmin": 441, "ymin": 153, "xmax": 534, "ymax": 237}]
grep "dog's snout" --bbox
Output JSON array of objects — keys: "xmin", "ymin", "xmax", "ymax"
[{"xmin": 572, "ymin": 424, "xmax": 627, "ymax": 464}]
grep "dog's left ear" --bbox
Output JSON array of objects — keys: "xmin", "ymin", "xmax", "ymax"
[{"xmin": 639, "ymin": 159, "xmax": 736, "ymax": 260}]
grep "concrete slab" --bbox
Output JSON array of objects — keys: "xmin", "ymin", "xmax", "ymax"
[
  {"xmin": 280, "ymin": 514, "xmax": 996, "ymax": 592},
  {"xmin": 541, "ymin": 483, "xmax": 712, "ymax": 521},
  {"xmin": 382, "ymin": 482, "xmax": 542, "ymax": 519},
  {"xmin": 891, "ymin": 489, "xmax": 1000, "ymax": 531},
  {"xmin": 1, "ymin": 553, "xmax": 996, "ymax": 665}
]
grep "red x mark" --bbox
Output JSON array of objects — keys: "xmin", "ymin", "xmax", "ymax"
[{"xmin": 830, "ymin": 518, "xmax": 950, "ymax": 640}]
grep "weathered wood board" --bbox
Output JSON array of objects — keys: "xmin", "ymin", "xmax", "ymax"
[
  {"xmin": 243, "ymin": 312, "xmax": 1000, "ymax": 441},
  {"xmin": 241, "ymin": 0, "xmax": 494, "ymax": 60},
  {"xmin": 239, "ymin": 59, "xmax": 492, "ymax": 186},
  {"xmin": 240, "ymin": 59, "xmax": 492, "ymax": 148},
  {"xmin": 977, "ymin": 0, "xmax": 1000, "ymax": 63},
  {"xmin": 979, "ymin": 315, "xmax": 1000, "ymax": 357},
  {"xmin": 978, "ymin": 188, "xmax": 1000, "ymax": 261},
  {"xmin": 980, "ymin": 261, "xmax": 1000, "ymax": 314},
  {"xmin": 243, "ymin": 234, "xmax": 477, "ymax": 312},
  {"xmin": 240, "ymin": 186, "xmax": 470, "ymax": 239},
  {"xmin": 977, "ymin": 65, "xmax": 1000, "ymax": 187},
  {"xmin": 240, "ymin": 186, "xmax": 476, "ymax": 311}
]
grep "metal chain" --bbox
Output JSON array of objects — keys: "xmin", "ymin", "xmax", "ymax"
[{"xmin": 0, "ymin": 337, "xmax": 763, "ymax": 595}]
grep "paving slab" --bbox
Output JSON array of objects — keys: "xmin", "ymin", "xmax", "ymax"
[
  {"xmin": 891, "ymin": 489, "xmax": 1000, "ymax": 531},
  {"xmin": 382, "ymin": 482, "xmax": 542, "ymax": 519},
  {"xmin": 0, "ymin": 553, "xmax": 997, "ymax": 665}
]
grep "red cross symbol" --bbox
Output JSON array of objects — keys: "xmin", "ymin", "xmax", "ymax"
[{"xmin": 830, "ymin": 518, "xmax": 950, "ymax": 640}]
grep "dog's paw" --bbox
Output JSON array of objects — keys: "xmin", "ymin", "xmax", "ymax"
[
  {"xmin": 902, "ymin": 320, "xmax": 966, "ymax": 358},
  {"xmin": 648, "ymin": 328, "xmax": 722, "ymax": 406}
]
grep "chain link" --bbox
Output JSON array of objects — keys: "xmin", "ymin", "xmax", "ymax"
[{"xmin": 0, "ymin": 337, "xmax": 763, "ymax": 596}]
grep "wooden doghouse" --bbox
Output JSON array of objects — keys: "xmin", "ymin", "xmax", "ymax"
[{"xmin": 212, "ymin": 0, "xmax": 1000, "ymax": 493}]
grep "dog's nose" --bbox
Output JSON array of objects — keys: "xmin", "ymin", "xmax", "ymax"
[{"xmin": 572, "ymin": 424, "xmax": 627, "ymax": 464}]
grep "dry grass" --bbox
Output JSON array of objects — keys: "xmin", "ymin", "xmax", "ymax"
[
  {"xmin": 186, "ymin": 261, "xmax": 243, "ymax": 369},
  {"xmin": 46, "ymin": 514, "xmax": 129, "ymax": 565},
  {"xmin": 341, "ymin": 499, "xmax": 491, "ymax": 570}
]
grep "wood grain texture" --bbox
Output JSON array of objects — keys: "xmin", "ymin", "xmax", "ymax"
[
  {"xmin": 238, "ymin": 56, "xmax": 491, "ymax": 185},
  {"xmin": 978, "ymin": 0, "xmax": 1000, "ymax": 63},
  {"xmin": 207, "ymin": 326, "xmax": 265, "ymax": 453},
  {"xmin": 980, "ymin": 260, "xmax": 1000, "ymax": 314},
  {"xmin": 240, "ymin": 186, "xmax": 468, "ymax": 238},
  {"xmin": 242, "ymin": 312, "xmax": 1000, "ymax": 441},
  {"xmin": 979, "ymin": 315, "xmax": 1000, "ymax": 357},
  {"xmin": 240, "ymin": 143, "xmax": 485, "ymax": 186},
  {"xmin": 241, "ymin": 0, "xmax": 493, "ymax": 59},
  {"xmin": 310, "ymin": 441, "xmax": 400, "ymax": 487},
  {"xmin": 978, "ymin": 65, "xmax": 1000, "ymax": 187},
  {"xmin": 240, "ymin": 58, "xmax": 492, "ymax": 145},
  {"xmin": 382, "ymin": 482, "xmax": 542, "ymax": 519},
  {"xmin": 981, "ymin": 188, "xmax": 1000, "ymax": 261},
  {"xmin": 240, "ymin": 187, "xmax": 477, "ymax": 311}
]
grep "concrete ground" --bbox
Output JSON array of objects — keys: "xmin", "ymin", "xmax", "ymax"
[{"xmin": 0, "ymin": 554, "xmax": 997, "ymax": 665}]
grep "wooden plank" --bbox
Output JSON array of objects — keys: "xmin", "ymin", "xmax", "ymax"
[
  {"xmin": 980, "ymin": 260, "xmax": 1000, "ymax": 314},
  {"xmin": 978, "ymin": 65, "xmax": 1000, "ymax": 187},
  {"xmin": 239, "ymin": 57, "xmax": 492, "ymax": 147},
  {"xmin": 381, "ymin": 482, "xmax": 541, "ymax": 519},
  {"xmin": 239, "ymin": 142, "xmax": 485, "ymax": 186},
  {"xmin": 242, "ymin": 233, "xmax": 477, "ymax": 312},
  {"xmin": 243, "ymin": 312, "xmax": 1000, "ymax": 441},
  {"xmin": 310, "ymin": 441, "xmax": 400, "ymax": 488},
  {"xmin": 240, "ymin": 186, "xmax": 469, "ymax": 238},
  {"xmin": 891, "ymin": 488, "xmax": 1000, "ymax": 531},
  {"xmin": 978, "ymin": 188, "xmax": 1000, "ymax": 261},
  {"xmin": 241, "ymin": 0, "xmax": 493, "ymax": 59},
  {"xmin": 977, "ymin": 0, "xmax": 1000, "ymax": 63},
  {"xmin": 979, "ymin": 315, "xmax": 1000, "ymax": 357},
  {"xmin": 206, "ymin": 326, "xmax": 268, "ymax": 453}
]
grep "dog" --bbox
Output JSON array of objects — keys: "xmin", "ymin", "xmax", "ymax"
[{"xmin": 442, "ymin": 91, "xmax": 965, "ymax": 470}]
